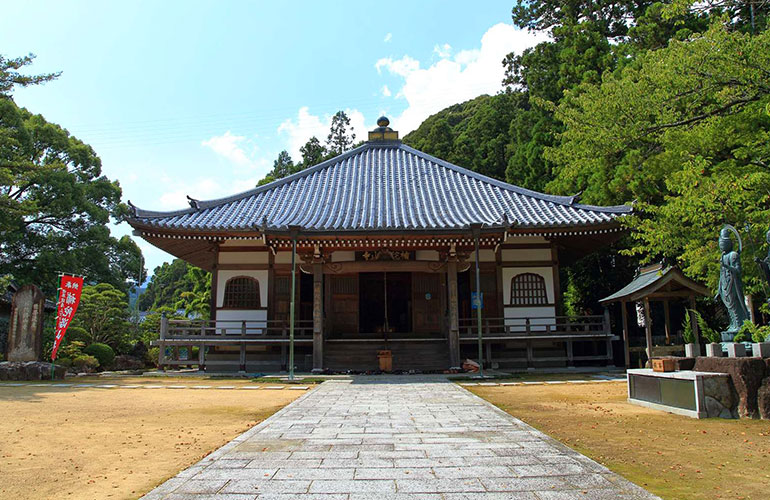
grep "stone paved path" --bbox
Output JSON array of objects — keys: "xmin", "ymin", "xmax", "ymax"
[{"xmin": 143, "ymin": 377, "xmax": 658, "ymax": 500}]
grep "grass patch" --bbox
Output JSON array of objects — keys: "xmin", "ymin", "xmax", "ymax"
[{"xmin": 469, "ymin": 381, "xmax": 770, "ymax": 500}]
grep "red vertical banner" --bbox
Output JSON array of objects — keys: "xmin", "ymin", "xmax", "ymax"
[{"xmin": 51, "ymin": 275, "xmax": 84, "ymax": 360}]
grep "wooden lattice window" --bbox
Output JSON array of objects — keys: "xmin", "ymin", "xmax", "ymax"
[
  {"xmin": 222, "ymin": 277, "xmax": 261, "ymax": 309},
  {"xmin": 510, "ymin": 273, "xmax": 548, "ymax": 306}
]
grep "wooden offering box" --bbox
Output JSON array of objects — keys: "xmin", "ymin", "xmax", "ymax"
[{"xmin": 652, "ymin": 358, "xmax": 676, "ymax": 372}]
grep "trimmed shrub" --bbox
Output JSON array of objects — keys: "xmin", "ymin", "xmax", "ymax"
[
  {"xmin": 83, "ymin": 343, "xmax": 115, "ymax": 369},
  {"xmin": 147, "ymin": 347, "xmax": 159, "ymax": 367},
  {"xmin": 56, "ymin": 357, "xmax": 73, "ymax": 368},
  {"xmin": 72, "ymin": 354, "xmax": 99, "ymax": 373}
]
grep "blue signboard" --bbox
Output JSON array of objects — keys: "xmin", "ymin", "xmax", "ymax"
[{"xmin": 471, "ymin": 292, "xmax": 483, "ymax": 309}]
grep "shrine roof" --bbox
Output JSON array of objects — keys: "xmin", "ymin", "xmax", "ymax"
[{"xmin": 600, "ymin": 264, "xmax": 710, "ymax": 304}]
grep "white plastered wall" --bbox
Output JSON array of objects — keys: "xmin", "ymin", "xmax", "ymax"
[
  {"xmin": 502, "ymin": 266, "xmax": 556, "ymax": 332},
  {"xmin": 215, "ymin": 269, "xmax": 268, "ymax": 332},
  {"xmin": 468, "ymin": 249, "xmax": 496, "ymax": 262},
  {"xmin": 501, "ymin": 248, "xmax": 551, "ymax": 262},
  {"xmin": 218, "ymin": 252, "xmax": 269, "ymax": 265},
  {"xmin": 331, "ymin": 251, "xmax": 356, "ymax": 262},
  {"xmin": 416, "ymin": 250, "xmax": 440, "ymax": 261}
]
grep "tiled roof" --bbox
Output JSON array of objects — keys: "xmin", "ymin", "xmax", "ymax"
[
  {"xmin": 600, "ymin": 265, "xmax": 709, "ymax": 303},
  {"xmin": 129, "ymin": 141, "xmax": 630, "ymax": 233}
]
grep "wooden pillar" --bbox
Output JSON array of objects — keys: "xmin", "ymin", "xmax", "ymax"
[
  {"xmin": 620, "ymin": 301, "xmax": 630, "ymax": 368},
  {"xmin": 526, "ymin": 341, "xmax": 534, "ymax": 370},
  {"xmin": 312, "ymin": 262, "xmax": 324, "ymax": 371},
  {"xmin": 158, "ymin": 314, "xmax": 168, "ymax": 370},
  {"xmin": 643, "ymin": 297, "xmax": 654, "ymax": 364},
  {"xmin": 239, "ymin": 320, "xmax": 246, "ymax": 372},
  {"xmin": 447, "ymin": 260, "xmax": 460, "ymax": 367},
  {"xmin": 210, "ymin": 245, "xmax": 219, "ymax": 321},
  {"xmin": 551, "ymin": 243, "xmax": 562, "ymax": 316},
  {"xmin": 663, "ymin": 299, "xmax": 671, "ymax": 344},
  {"xmin": 689, "ymin": 295, "xmax": 700, "ymax": 346},
  {"xmin": 566, "ymin": 340, "xmax": 574, "ymax": 367}
]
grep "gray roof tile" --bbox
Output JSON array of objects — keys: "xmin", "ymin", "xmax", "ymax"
[{"xmin": 129, "ymin": 142, "xmax": 630, "ymax": 233}]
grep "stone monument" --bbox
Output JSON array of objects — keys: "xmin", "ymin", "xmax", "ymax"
[
  {"xmin": 6, "ymin": 284, "xmax": 45, "ymax": 361},
  {"xmin": 717, "ymin": 226, "xmax": 751, "ymax": 341}
]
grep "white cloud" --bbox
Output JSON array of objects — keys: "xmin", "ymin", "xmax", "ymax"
[
  {"xmin": 201, "ymin": 131, "xmax": 255, "ymax": 168},
  {"xmin": 377, "ymin": 23, "xmax": 548, "ymax": 133},
  {"xmin": 278, "ymin": 107, "xmax": 368, "ymax": 159},
  {"xmin": 157, "ymin": 176, "xmax": 261, "ymax": 211},
  {"xmin": 383, "ymin": 32, "xmax": 392, "ymax": 43},
  {"xmin": 381, "ymin": 85, "xmax": 391, "ymax": 97},
  {"xmin": 433, "ymin": 43, "xmax": 452, "ymax": 59},
  {"xmin": 375, "ymin": 55, "xmax": 420, "ymax": 77}
]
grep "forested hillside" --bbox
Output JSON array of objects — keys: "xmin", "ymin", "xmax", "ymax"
[{"xmin": 404, "ymin": 0, "xmax": 770, "ymax": 318}]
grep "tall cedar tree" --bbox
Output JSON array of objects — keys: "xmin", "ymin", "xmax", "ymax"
[
  {"xmin": 326, "ymin": 111, "xmax": 355, "ymax": 155},
  {"xmin": 0, "ymin": 54, "xmax": 143, "ymax": 295}
]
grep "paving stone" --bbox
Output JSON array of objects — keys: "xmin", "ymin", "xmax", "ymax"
[
  {"xmin": 482, "ymin": 476, "xmax": 567, "ymax": 491},
  {"xmin": 395, "ymin": 478, "xmax": 486, "ymax": 493},
  {"xmin": 141, "ymin": 377, "xmax": 659, "ymax": 499},
  {"xmin": 164, "ymin": 494, "xmax": 257, "ymax": 500},
  {"xmin": 192, "ymin": 468, "xmax": 277, "ymax": 480},
  {"xmin": 444, "ymin": 494, "xmax": 538, "ymax": 500},
  {"xmin": 256, "ymin": 495, "xmax": 345, "ymax": 500},
  {"xmin": 221, "ymin": 479, "xmax": 311, "ymax": 494},
  {"xmin": 350, "ymin": 495, "xmax": 442, "ymax": 500},
  {"xmin": 354, "ymin": 467, "xmax": 436, "ymax": 479},
  {"xmin": 172, "ymin": 479, "xmax": 229, "ymax": 494},
  {"xmin": 273, "ymin": 468, "xmax": 354, "ymax": 480},
  {"xmin": 308, "ymin": 479, "xmax": 396, "ymax": 493},
  {"xmin": 432, "ymin": 466, "xmax": 512, "ymax": 478}
]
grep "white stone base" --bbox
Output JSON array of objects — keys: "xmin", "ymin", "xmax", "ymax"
[
  {"xmin": 726, "ymin": 342, "xmax": 746, "ymax": 357},
  {"xmin": 627, "ymin": 369, "xmax": 733, "ymax": 419},
  {"xmin": 685, "ymin": 343, "xmax": 700, "ymax": 357},
  {"xmin": 706, "ymin": 343, "xmax": 724, "ymax": 357},
  {"xmin": 752, "ymin": 342, "xmax": 770, "ymax": 358}
]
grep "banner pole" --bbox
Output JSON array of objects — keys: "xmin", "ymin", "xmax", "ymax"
[{"xmin": 51, "ymin": 273, "xmax": 64, "ymax": 380}]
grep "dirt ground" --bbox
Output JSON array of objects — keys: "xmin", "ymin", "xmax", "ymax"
[
  {"xmin": 470, "ymin": 381, "xmax": 770, "ymax": 500},
  {"xmin": 0, "ymin": 377, "xmax": 305, "ymax": 499}
]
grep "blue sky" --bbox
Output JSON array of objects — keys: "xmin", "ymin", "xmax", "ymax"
[{"xmin": 2, "ymin": 1, "xmax": 545, "ymax": 274}]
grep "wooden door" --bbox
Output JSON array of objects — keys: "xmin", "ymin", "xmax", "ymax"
[
  {"xmin": 273, "ymin": 275, "xmax": 292, "ymax": 323},
  {"xmin": 412, "ymin": 273, "xmax": 442, "ymax": 334},
  {"xmin": 327, "ymin": 274, "xmax": 358, "ymax": 335},
  {"xmin": 481, "ymin": 270, "xmax": 499, "ymax": 318}
]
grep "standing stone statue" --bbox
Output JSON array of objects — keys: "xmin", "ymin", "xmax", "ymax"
[
  {"xmin": 6, "ymin": 285, "xmax": 46, "ymax": 361},
  {"xmin": 717, "ymin": 226, "xmax": 751, "ymax": 340}
]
